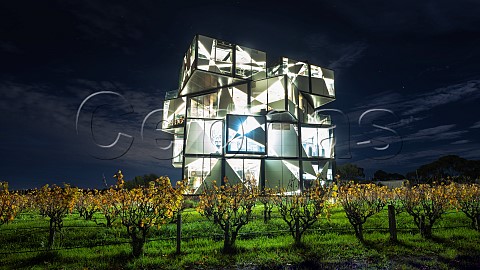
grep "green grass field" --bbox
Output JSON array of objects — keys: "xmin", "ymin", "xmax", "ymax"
[{"xmin": 1, "ymin": 206, "xmax": 479, "ymax": 269}]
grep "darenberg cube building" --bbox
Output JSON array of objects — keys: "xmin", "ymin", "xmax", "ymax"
[{"xmin": 162, "ymin": 35, "xmax": 335, "ymax": 194}]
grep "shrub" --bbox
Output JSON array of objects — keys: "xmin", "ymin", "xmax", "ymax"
[
  {"xmin": 76, "ymin": 189, "xmax": 99, "ymax": 220},
  {"xmin": 197, "ymin": 177, "xmax": 257, "ymax": 253},
  {"xmin": 454, "ymin": 183, "xmax": 480, "ymax": 231},
  {"xmin": 0, "ymin": 182, "xmax": 25, "ymax": 225},
  {"xmin": 93, "ymin": 187, "xmax": 121, "ymax": 227},
  {"xmin": 258, "ymin": 187, "xmax": 276, "ymax": 223},
  {"xmin": 115, "ymin": 170, "xmax": 185, "ymax": 257},
  {"xmin": 34, "ymin": 184, "xmax": 79, "ymax": 249},
  {"xmin": 338, "ymin": 182, "xmax": 388, "ymax": 241},
  {"xmin": 275, "ymin": 180, "xmax": 329, "ymax": 246},
  {"xmin": 398, "ymin": 182, "xmax": 454, "ymax": 238}
]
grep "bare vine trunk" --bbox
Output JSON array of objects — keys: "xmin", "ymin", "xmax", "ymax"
[
  {"xmin": 223, "ymin": 222, "xmax": 233, "ymax": 253},
  {"xmin": 353, "ymin": 223, "xmax": 364, "ymax": 242},
  {"xmin": 47, "ymin": 218, "xmax": 56, "ymax": 249},
  {"xmin": 294, "ymin": 218, "xmax": 302, "ymax": 246},
  {"xmin": 130, "ymin": 228, "xmax": 147, "ymax": 257}
]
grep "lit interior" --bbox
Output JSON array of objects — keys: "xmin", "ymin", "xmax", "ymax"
[{"xmin": 162, "ymin": 35, "xmax": 336, "ymax": 194}]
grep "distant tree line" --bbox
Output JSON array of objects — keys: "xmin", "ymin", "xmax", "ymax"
[
  {"xmin": 373, "ymin": 170, "xmax": 405, "ymax": 181},
  {"xmin": 123, "ymin": 174, "xmax": 160, "ymax": 189},
  {"xmin": 125, "ymin": 155, "xmax": 479, "ymax": 188},
  {"xmin": 405, "ymin": 155, "xmax": 480, "ymax": 183},
  {"xmin": 336, "ymin": 163, "xmax": 365, "ymax": 181},
  {"xmin": 336, "ymin": 155, "xmax": 480, "ymax": 183}
]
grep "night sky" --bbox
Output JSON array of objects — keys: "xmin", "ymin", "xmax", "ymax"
[{"xmin": 1, "ymin": 1, "xmax": 480, "ymax": 189}]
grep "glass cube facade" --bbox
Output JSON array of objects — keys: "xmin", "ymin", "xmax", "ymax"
[{"xmin": 162, "ymin": 35, "xmax": 336, "ymax": 194}]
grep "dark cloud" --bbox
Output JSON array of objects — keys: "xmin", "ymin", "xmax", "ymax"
[
  {"xmin": 401, "ymin": 80, "xmax": 480, "ymax": 115},
  {"xmin": 351, "ymin": 80, "xmax": 480, "ymax": 115},
  {"xmin": 451, "ymin": 140, "xmax": 470, "ymax": 145},
  {"xmin": 403, "ymin": 124, "xmax": 467, "ymax": 142},
  {"xmin": 0, "ymin": 41, "xmax": 22, "ymax": 54},
  {"xmin": 328, "ymin": 41, "xmax": 368, "ymax": 70},
  {"xmin": 470, "ymin": 121, "xmax": 480, "ymax": 129}
]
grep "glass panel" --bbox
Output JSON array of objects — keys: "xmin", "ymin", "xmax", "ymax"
[
  {"xmin": 266, "ymin": 60, "xmax": 284, "ymax": 77},
  {"xmin": 217, "ymin": 87, "xmax": 230, "ymax": 116},
  {"xmin": 162, "ymin": 100, "xmax": 170, "ymax": 129},
  {"xmin": 311, "ymin": 65, "xmax": 335, "ymax": 97},
  {"xmin": 196, "ymin": 36, "xmax": 233, "ymax": 76},
  {"xmin": 284, "ymin": 57, "xmax": 309, "ymax": 93},
  {"xmin": 226, "ymin": 115, "xmax": 266, "ymax": 154},
  {"xmin": 229, "ymin": 84, "xmax": 248, "ymax": 113},
  {"xmin": 213, "ymin": 39, "xmax": 233, "ymax": 75},
  {"xmin": 208, "ymin": 120, "xmax": 224, "ymax": 153},
  {"xmin": 235, "ymin": 45, "xmax": 266, "ymax": 79},
  {"xmin": 179, "ymin": 37, "xmax": 196, "ymax": 90},
  {"xmin": 172, "ymin": 135, "xmax": 183, "ymax": 164},
  {"xmin": 226, "ymin": 159, "xmax": 244, "ymax": 184},
  {"xmin": 185, "ymin": 119, "xmax": 223, "ymax": 155},
  {"xmin": 251, "ymin": 79, "xmax": 268, "ymax": 113},
  {"xmin": 287, "ymin": 82, "xmax": 298, "ymax": 118},
  {"xmin": 162, "ymin": 97, "xmax": 186, "ymax": 129},
  {"xmin": 302, "ymin": 160, "xmax": 333, "ymax": 187},
  {"xmin": 301, "ymin": 126, "xmax": 332, "ymax": 158},
  {"xmin": 244, "ymin": 159, "xmax": 261, "ymax": 187},
  {"xmin": 299, "ymin": 92, "xmax": 321, "ymax": 124},
  {"xmin": 310, "ymin": 65, "xmax": 323, "ymax": 79},
  {"xmin": 216, "ymin": 83, "xmax": 249, "ymax": 116},
  {"xmin": 267, "ymin": 76, "xmax": 286, "ymax": 111},
  {"xmin": 185, "ymin": 157, "xmax": 220, "ymax": 194},
  {"xmin": 250, "ymin": 49, "xmax": 266, "ymax": 80},
  {"xmin": 226, "ymin": 159, "xmax": 261, "ymax": 187},
  {"xmin": 197, "ymin": 35, "xmax": 213, "ymax": 60},
  {"xmin": 267, "ymin": 122, "xmax": 298, "ymax": 157},
  {"xmin": 323, "ymin": 67, "xmax": 335, "ymax": 97},
  {"xmin": 188, "ymin": 92, "xmax": 218, "ymax": 119},
  {"xmin": 235, "ymin": 45, "xmax": 252, "ymax": 79},
  {"xmin": 265, "ymin": 160, "xmax": 300, "ymax": 192}
]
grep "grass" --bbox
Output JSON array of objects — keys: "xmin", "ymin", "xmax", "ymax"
[{"xmin": 1, "ymin": 206, "xmax": 479, "ymax": 269}]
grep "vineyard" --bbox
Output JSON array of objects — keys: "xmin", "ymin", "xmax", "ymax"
[{"xmin": 1, "ymin": 173, "xmax": 480, "ymax": 269}]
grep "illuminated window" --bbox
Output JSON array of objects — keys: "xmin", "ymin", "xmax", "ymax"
[
  {"xmin": 185, "ymin": 119, "xmax": 223, "ymax": 155},
  {"xmin": 267, "ymin": 123, "xmax": 298, "ymax": 157},
  {"xmin": 188, "ymin": 92, "xmax": 218, "ymax": 118},
  {"xmin": 265, "ymin": 160, "xmax": 300, "ymax": 192},
  {"xmin": 226, "ymin": 159, "xmax": 261, "ymax": 187},
  {"xmin": 163, "ymin": 35, "xmax": 338, "ymax": 191},
  {"xmin": 226, "ymin": 115, "xmax": 266, "ymax": 154},
  {"xmin": 184, "ymin": 157, "xmax": 221, "ymax": 193},
  {"xmin": 301, "ymin": 126, "xmax": 332, "ymax": 157}
]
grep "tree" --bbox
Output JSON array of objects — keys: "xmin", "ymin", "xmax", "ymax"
[
  {"xmin": 338, "ymin": 182, "xmax": 388, "ymax": 241},
  {"xmin": 374, "ymin": 170, "xmax": 405, "ymax": 181},
  {"xmin": 76, "ymin": 189, "xmax": 99, "ymax": 220},
  {"xmin": 374, "ymin": 170, "xmax": 389, "ymax": 181},
  {"xmin": 115, "ymin": 170, "xmax": 185, "ymax": 257},
  {"xmin": 275, "ymin": 180, "xmax": 329, "ymax": 246},
  {"xmin": 197, "ymin": 177, "xmax": 257, "ymax": 253},
  {"xmin": 93, "ymin": 187, "xmax": 120, "ymax": 227},
  {"xmin": 336, "ymin": 163, "xmax": 365, "ymax": 181},
  {"xmin": 454, "ymin": 183, "xmax": 480, "ymax": 231},
  {"xmin": 124, "ymin": 173, "xmax": 160, "ymax": 189},
  {"xmin": 0, "ymin": 182, "xmax": 24, "ymax": 225},
  {"xmin": 34, "ymin": 184, "xmax": 79, "ymax": 249},
  {"xmin": 398, "ymin": 182, "xmax": 454, "ymax": 238},
  {"xmin": 414, "ymin": 155, "xmax": 480, "ymax": 183},
  {"xmin": 258, "ymin": 186, "xmax": 276, "ymax": 223}
]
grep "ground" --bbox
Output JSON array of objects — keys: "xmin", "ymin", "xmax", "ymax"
[{"xmin": 1, "ymin": 206, "xmax": 479, "ymax": 269}]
